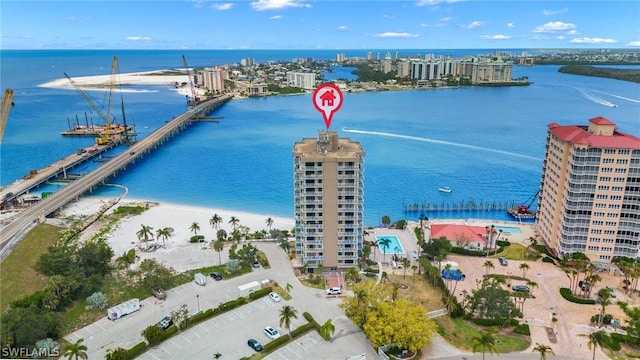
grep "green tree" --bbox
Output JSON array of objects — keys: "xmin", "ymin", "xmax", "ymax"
[
  {"xmin": 214, "ymin": 240, "xmax": 225, "ymax": 265},
  {"xmin": 136, "ymin": 224, "xmax": 154, "ymax": 243},
  {"xmin": 190, "ymin": 222, "xmax": 201, "ymax": 236},
  {"xmin": 583, "ymin": 330, "xmax": 611, "ymax": 360},
  {"xmin": 532, "ymin": 343, "xmax": 555, "ymax": 360},
  {"xmin": 141, "ymin": 324, "xmax": 164, "ymax": 346},
  {"xmin": 319, "ymin": 319, "xmax": 336, "ymax": 340},
  {"xmin": 171, "ymin": 304, "xmax": 190, "ymax": 330},
  {"xmin": 483, "ymin": 260, "xmax": 495, "ymax": 276},
  {"xmin": 422, "ymin": 237, "xmax": 452, "ymax": 266},
  {"xmin": 210, "ymin": 214, "xmax": 222, "ymax": 231},
  {"xmin": 472, "ymin": 331, "xmax": 498, "ymax": 360},
  {"xmin": 285, "ymin": 283, "xmax": 293, "ymax": 295},
  {"xmin": 378, "ymin": 237, "xmax": 391, "ymax": 264},
  {"xmin": 465, "ymin": 277, "xmax": 521, "ymax": 324},
  {"xmin": 156, "ymin": 227, "xmax": 171, "ymax": 247},
  {"xmin": 265, "ymin": 217, "xmax": 274, "ymax": 231},
  {"xmin": 401, "ymin": 258, "xmax": 411, "ymax": 279},
  {"xmin": 618, "ymin": 301, "xmax": 640, "ymax": 337},
  {"xmin": 381, "ymin": 215, "xmax": 391, "ymax": 227},
  {"xmin": 35, "ymin": 245, "xmax": 76, "ymax": 276},
  {"xmin": 213, "ymin": 353, "xmax": 222, "ymax": 360},
  {"xmin": 217, "ymin": 229, "xmax": 227, "ymax": 242},
  {"xmin": 63, "ymin": 338, "xmax": 88, "ymax": 360},
  {"xmin": 279, "ymin": 305, "xmax": 298, "ymax": 338},
  {"xmin": 520, "ymin": 263, "xmax": 530, "ymax": 278},
  {"xmin": 104, "ymin": 348, "xmax": 128, "ymax": 360},
  {"xmin": 596, "ymin": 288, "xmax": 613, "ymax": 327}
]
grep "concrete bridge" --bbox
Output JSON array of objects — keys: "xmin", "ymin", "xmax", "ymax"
[{"xmin": 0, "ymin": 94, "xmax": 232, "ymax": 258}]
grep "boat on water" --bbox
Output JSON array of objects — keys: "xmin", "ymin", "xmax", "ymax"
[{"xmin": 438, "ymin": 186, "xmax": 452, "ymax": 193}]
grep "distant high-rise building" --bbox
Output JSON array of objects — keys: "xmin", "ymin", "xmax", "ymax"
[
  {"xmin": 286, "ymin": 72, "xmax": 316, "ymax": 90},
  {"xmin": 293, "ymin": 131, "xmax": 365, "ymax": 272},
  {"xmin": 201, "ymin": 66, "xmax": 227, "ymax": 92},
  {"xmin": 336, "ymin": 53, "xmax": 346, "ymax": 62},
  {"xmin": 240, "ymin": 58, "xmax": 255, "ymax": 67},
  {"xmin": 367, "ymin": 51, "xmax": 373, "ymax": 60},
  {"xmin": 537, "ymin": 117, "xmax": 640, "ymax": 262}
]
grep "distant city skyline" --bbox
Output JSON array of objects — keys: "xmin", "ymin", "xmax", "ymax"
[{"xmin": 1, "ymin": 0, "xmax": 639, "ymax": 50}]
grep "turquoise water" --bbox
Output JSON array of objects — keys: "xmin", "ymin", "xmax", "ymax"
[
  {"xmin": 493, "ymin": 226, "xmax": 522, "ymax": 234},
  {"xmin": 375, "ymin": 235, "xmax": 405, "ymax": 255}
]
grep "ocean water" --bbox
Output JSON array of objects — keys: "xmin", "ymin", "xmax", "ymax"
[{"xmin": 1, "ymin": 50, "xmax": 639, "ymax": 226}]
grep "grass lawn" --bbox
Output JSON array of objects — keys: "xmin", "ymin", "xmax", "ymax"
[
  {"xmin": 435, "ymin": 317, "xmax": 530, "ymax": 353},
  {"xmin": 0, "ymin": 223, "xmax": 62, "ymax": 312},
  {"xmin": 495, "ymin": 243, "xmax": 539, "ymax": 261},
  {"xmin": 387, "ymin": 273, "xmax": 443, "ymax": 311}
]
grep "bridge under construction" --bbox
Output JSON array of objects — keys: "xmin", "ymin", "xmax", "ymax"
[{"xmin": 0, "ymin": 94, "xmax": 233, "ymax": 258}]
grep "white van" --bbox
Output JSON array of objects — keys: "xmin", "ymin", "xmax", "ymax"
[
  {"xmin": 194, "ymin": 272, "xmax": 206, "ymax": 286},
  {"xmin": 325, "ymin": 287, "xmax": 342, "ymax": 295}
]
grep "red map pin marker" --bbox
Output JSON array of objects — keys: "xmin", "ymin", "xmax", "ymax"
[{"xmin": 313, "ymin": 83, "xmax": 343, "ymax": 129}]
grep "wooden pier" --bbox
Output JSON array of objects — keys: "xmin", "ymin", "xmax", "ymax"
[{"xmin": 403, "ymin": 198, "xmax": 522, "ymax": 212}]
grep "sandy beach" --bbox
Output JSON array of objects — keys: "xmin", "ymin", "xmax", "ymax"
[{"xmin": 39, "ymin": 69, "xmax": 206, "ymax": 97}]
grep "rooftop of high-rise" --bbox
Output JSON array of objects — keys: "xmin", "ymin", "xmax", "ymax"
[
  {"xmin": 548, "ymin": 116, "xmax": 640, "ymax": 149},
  {"xmin": 293, "ymin": 131, "xmax": 365, "ymax": 158}
]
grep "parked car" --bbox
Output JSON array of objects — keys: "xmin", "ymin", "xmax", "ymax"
[
  {"xmin": 158, "ymin": 316, "xmax": 173, "ymax": 330},
  {"xmin": 269, "ymin": 292, "xmax": 281, "ymax": 303},
  {"xmin": 263, "ymin": 326, "xmax": 281, "ymax": 339},
  {"xmin": 253, "ymin": 259, "xmax": 260, "ymax": 268},
  {"xmin": 194, "ymin": 272, "xmax": 206, "ymax": 286},
  {"xmin": 499, "ymin": 257, "xmax": 508, "ymax": 266},
  {"xmin": 512, "ymin": 285, "xmax": 530, "ymax": 293},
  {"xmin": 579, "ymin": 280, "xmax": 590, "ymax": 292},
  {"xmin": 247, "ymin": 338, "xmax": 263, "ymax": 352},
  {"xmin": 209, "ymin": 272, "xmax": 222, "ymax": 281},
  {"xmin": 325, "ymin": 287, "xmax": 342, "ymax": 295},
  {"xmin": 152, "ymin": 287, "xmax": 167, "ymax": 300}
]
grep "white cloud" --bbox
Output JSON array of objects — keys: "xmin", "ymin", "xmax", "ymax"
[
  {"xmin": 338, "ymin": 25, "xmax": 349, "ymax": 31},
  {"xmin": 420, "ymin": 22, "xmax": 448, "ymax": 28},
  {"xmin": 212, "ymin": 3, "xmax": 233, "ymax": 11},
  {"xmin": 533, "ymin": 21, "xmax": 576, "ymax": 33},
  {"xmin": 479, "ymin": 34, "xmax": 511, "ymax": 40},
  {"xmin": 570, "ymin": 37, "xmax": 617, "ymax": 44},
  {"xmin": 374, "ymin": 32, "xmax": 419, "ymax": 38},
  {"xmin": 416, "ymin": 0, "xmax": 460, "ymax": 6},
  {"xmin": 629, "ymin": 41, "xmax": 640, "ymax": 47},
  {"xmin": 507, "ymin": 22, "xmax": 515, "ymax": 28},
  {"xmin": 543, "ymin": 8, "xmax": 568, "ymax": 16},
  {"xmin": 461, "ymin": 21, "xmax": 484, "ymax": 30},
  {"xmin": 567, "ymin": 30, "xmax": 578, "ymax": 35},
  {"xmin": 125, "ymin": 36, "xmax": 152, "ymax": 41},
  {"xmin": 250, "ymin": 0, "xmax": 311, "ymax": 11},
  {"xmin": 383, "ymin": 14, "xmax": 394, "ymax": 19},
  {"xmin": 441, "ymin": 17, "xmax": 451, "ymax": 21},
  {"xmin": 270, "ymin": 15, "xmax": 282, "ymax": 20}
]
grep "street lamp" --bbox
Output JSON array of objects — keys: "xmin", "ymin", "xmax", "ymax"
[{"xmin": 196, "ymin": 294, "xmax": 200, "ymax": 312}]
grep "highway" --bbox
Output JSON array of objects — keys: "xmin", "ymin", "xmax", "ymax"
[{"xmin": 0, "ymin": 94, "xmax": 232, "ymax": 258}]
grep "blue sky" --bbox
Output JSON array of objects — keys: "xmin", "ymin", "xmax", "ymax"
[{"xmin": 2, "ymin": 0, "xmax": 639, "ymax": 49}]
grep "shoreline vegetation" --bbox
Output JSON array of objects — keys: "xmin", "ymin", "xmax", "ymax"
[{"xmin": 558, "ymin": 65, "xmax": 640, "ymax": 83}]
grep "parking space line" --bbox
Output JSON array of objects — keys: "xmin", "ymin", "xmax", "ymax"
[
  {"xmin": 234, "ymin": 310, "xmax": 246, "ymax": 319},
  {"xmin": 270, "ymin": 350, "xmax": 290, "ymax": 360},
  {"xmin": 158, "ymin": 347, "xmax": 171, "ymax": 356},
  {"xmin": 190, "ymin": 329, "xmax": 202, "ymax": 338},
  {"xmin": 180, "ymin": 333, "xmax": 193, "ymax": 344},
  {"xmin": 200, "ymin": 324, "xmax": 211, "ymax": 333},
  {"xmin": 83, "ymin": 327, "xmax": 95, "ymax": 336},
  {"xmin": 168, "ymin": 339, "xmax": 181, "ymax": 349},
  {"xmin": 279, "ymin": 346, "xmax": 298, "ymax": 359},
  {"xmin": 288, "ymin": 341, "xmax": 306, "ymax": 355},
  {"xmin": 94, "ymin": 322, "xmax": 105, "ymax": 331}
]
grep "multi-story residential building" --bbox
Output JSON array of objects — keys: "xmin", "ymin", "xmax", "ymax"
[
  {"xmin": 396, "ymin": 60, "xmax": 411, "ymax": 78},
  {"xmin": 200, "ymin": 66, "xmax": 227, "ymax": 93},
  {"xmin": 537, "ymin": 117, "xmax": 640, "ymax": 262},
  {"xmin": 293, "ymin": 131, "xmax": 365, "ymax": 272},
  {"xmin": 286, "ymin": 72, "xmax": 316, "ymax": 90}
]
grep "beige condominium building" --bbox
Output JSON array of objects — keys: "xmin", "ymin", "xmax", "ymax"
[
  {"xmin": 293, "ymin": 131, "xmax": 365, "ymax": 272},
  {"xmin": 537, "ymin": 116, "xmax": 640, "ymax": 262}
]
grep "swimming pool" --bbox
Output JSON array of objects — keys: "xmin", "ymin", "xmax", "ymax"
[
  {"xmin": 493, "ymin": 226, "xmax": 522, "ymax": 234},
  {"xmin": 375, "ymin": 235, "xmax": 406, "ymax": 255}
]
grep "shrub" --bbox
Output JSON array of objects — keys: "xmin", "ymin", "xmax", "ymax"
[
  {"xmin": 611, "ymin": 333, "xmax": 640, "ymax": 346},
  {"xmin": 158, "ymin": 325, "xmax": 179, "ymax": 342},
  {"xmin": 127, "ymin": 342, "xmax": 147, "ymax": 358},
  {"xmin": 560, "ymin": 287, "xmax": 595, "ymax": 304},
  {"xmin": 513, "ymin": 324, "xmax": 530, "ymax": 335},
  {"xmin": 542, "ymin": 257, "xmax": 556, "ymax": 264},
  {"xmin": 86, "ymin": 291, "xmax": 109, "ymax": 310},
  {"xmin": 189, "ymin": 235, "xmax": 205, "ymax": 243},
  {"xmin": 249, "ymin": 286, "xmax": 272, "ymax": 300},
  {"xmin": 302, "ymin": 311, "xmax": 315, "ymax": 322},
  {"xmin": 471, "ymin": 318, "xmax": 518, "ymax": 327},
  {"xmin": 496, "ymin": 240, "xmax": 511, "ymax": 247}
]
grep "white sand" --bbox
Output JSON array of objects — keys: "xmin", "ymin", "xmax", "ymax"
[{"xmin": 39, "ymin": 69, "xmax": 206, "ymax": 97}]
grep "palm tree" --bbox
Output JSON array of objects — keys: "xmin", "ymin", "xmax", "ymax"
[
  {"xmin": 381, "ymin": 215, "xmax": 391, "ymax": 228},
  {"xmin": 378, "ymin": 237, "xmax": 391, "ymax": 264},
  {"xmin": 483, "ymin": 260, "xmax": 495, "ymax": 276},
  {"xmin": 526, "ymin": 280, "xmax": 539, "ymax": 296},
  {"xmin": 136, "ymin": 224, "xmax": 154, "ymax": 243},
  {"xmin": 596, "ymin": 288, "xmax": 613, "ymax": 327},
  {"xmin": 265, "ymin": 217, "xmax": 274, "ymax": 231},
  {"xmin": 285, "ymin": 282, "xmax": 293, "ymax": 295},
  {"xmin": 532, "ymin": 343, "xmax": 555, "ymax": 360},
  {"xmin": 355, "ymin": 289, "xmax": 368, "ymax": 327},
  {"xmin": 213, "ymin": 353, "xmax": 222, "ymax": 360},
  {"xmin": 190, "ymin": 222, "xmax": 200, "ymax": 236},
  {"xmin": 319, "ymin": 319, "xmax": 336, "ymax": 339},
  {"xmin": 401, "ymin": 257, "xmax": 411, "ymax": 279},
  {"xmin": 472, "ymin": 331, "xmax": 498, "ymax": 360},
  {"xmin": 583, "ymin": 330, "xmax": 611, "ymax": 360},
  {"xmin": 214, "ymin": 240, "xmax": 224, "ymax": 265},
  {"xmin": 279, "ymin": 305, "xmax": 298, "ymax": 338},
  {"xmin": 520, "ymin": 263, "xmax": 530, "ymax": 278},
  {"xmin": 228, "ymin": 216, "xmax": 240, "ymax": 232},
  {"xmin": 64, "ymin": 338, "xmax": 88, "ymax": 360},
  {"xmin": 156, "ymin": 227, "xmax": 171, "ymax": 247},
  {"xmin": 210, "ymin": 214, "xmax": 222, "ymax": 231}
]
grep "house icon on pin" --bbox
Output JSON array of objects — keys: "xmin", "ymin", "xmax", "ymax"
[{"xmin": 319, "ymin": 90, "xmax": 336, "ymax": 106}]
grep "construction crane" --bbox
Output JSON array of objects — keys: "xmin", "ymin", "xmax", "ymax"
[
  {"xmin": 64, "ymin": 55, "xmax": 119, "ymax": 145},
  {"xmin": 182, "ymin": 55, "xmax": 200, "ymax": 108},
  {"xmin": 0, "ymin": 89, "xmax": 14, "ymax": 144}
]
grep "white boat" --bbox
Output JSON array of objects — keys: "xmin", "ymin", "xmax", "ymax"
[{"xmin": 438, "ymin": 186, "xmax": 452, "ymax": 193}]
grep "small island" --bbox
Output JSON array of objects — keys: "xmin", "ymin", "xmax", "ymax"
[{"xmin": 558, "ymin": 65, "xmax": 640, "ymax": 83}]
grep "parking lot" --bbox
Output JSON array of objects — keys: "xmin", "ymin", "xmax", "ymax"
[{"xmin": 65, "ymin": 242, "xmax": 378, "ymax": 359}]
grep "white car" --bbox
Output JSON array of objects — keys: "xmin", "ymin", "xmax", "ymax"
[
  {"xmin": 264, "ymin": 326, "xmax": 281, "ymax": 339},
  {"xmin": 325, "ymin": 287, "xmax": 342, "ymax": 295},
  {"xmin": 269, "ymin": 292, "xmax": 281, "ymax": 302}
]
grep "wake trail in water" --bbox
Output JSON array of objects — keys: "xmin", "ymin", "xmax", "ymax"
[
  {"xmin": 342, "ymin": 128, "xmax": 541, "ymax": 161},
  {"xmin": 575, "ymin": 88, "xmax": 617, "ymax": 107},
  {"xmin": 591, "ymin": 90, "xmax": 640, "ymax": 104}
]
